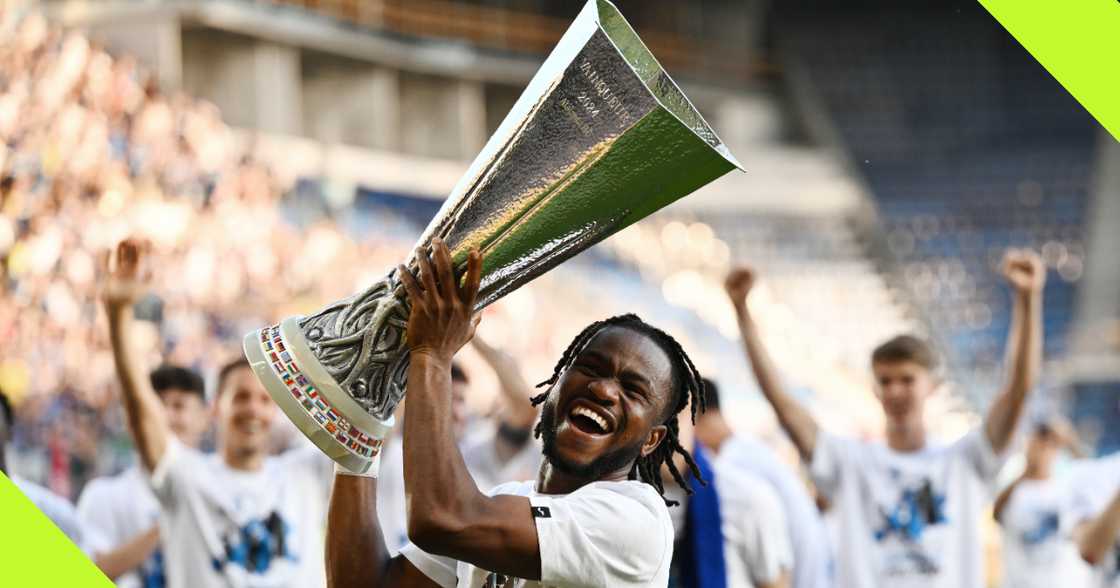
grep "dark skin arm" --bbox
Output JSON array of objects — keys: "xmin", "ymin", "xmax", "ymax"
[
  {"xmin": 398, "ymin": 239, "xmax": 542, "ymax": 579},
  {"xmin": 325, "ymin": 475, "xmax": 437, "ymax": 588},
  {"xmin": 325, "ymin": 240, "xmax": 543, "ymax": 587}
]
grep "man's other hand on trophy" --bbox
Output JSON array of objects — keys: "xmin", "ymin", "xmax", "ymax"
[{"xmin": 398, "ymin": 238, "xmax": 484, "ymax": 364}]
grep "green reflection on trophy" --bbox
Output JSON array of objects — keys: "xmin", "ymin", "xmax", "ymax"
[{"xmin": 243, "ymin": 0, "xmax": 743, "ymax": 473}]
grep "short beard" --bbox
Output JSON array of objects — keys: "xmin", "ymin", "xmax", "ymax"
[{"xmin": 538, "ymin": 401, "xmax": 645, "ymax": 481}]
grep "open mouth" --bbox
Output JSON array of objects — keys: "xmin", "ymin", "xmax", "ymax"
[{"xmin": 567, "ymin": 403, "xmax": 614, "ymax": 436}]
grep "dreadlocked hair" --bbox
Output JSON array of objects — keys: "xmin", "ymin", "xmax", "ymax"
[{"xmin": 529, "ymin": 314, "xmax": 707, "ymax": 506}]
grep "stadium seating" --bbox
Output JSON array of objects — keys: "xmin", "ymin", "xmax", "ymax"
[{"xmin": 779, "ymin": 3, "xmax": 1098, "ymax": 390}]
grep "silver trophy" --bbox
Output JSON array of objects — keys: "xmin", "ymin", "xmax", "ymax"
[{"xmin": 243, "ymin": 0, "xmax": 742, "ymax": 473}]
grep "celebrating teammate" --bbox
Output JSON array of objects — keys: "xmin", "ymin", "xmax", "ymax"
[
  {"xmin": 77, "ymin": 365, "xmax": 209, "ymax": 587},
  {"xmin": 993, "ymin": 417, "xmax": 1091, "ymax": 588},
  {"xmin": 326, "ymin": 239, "xmax": 706, "ymax": 587},
  {"xmin": 724, "ymin": 249, "xmax": 1046, "ymax": 588},
  {"xmin": 102, "ymin": 239, "xmax": 333, "ymax": 588}
]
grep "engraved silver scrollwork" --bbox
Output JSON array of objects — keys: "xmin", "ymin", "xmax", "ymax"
[{"xmin": 298, "ymin": 269, "xmax": 412, "ymax": 421}]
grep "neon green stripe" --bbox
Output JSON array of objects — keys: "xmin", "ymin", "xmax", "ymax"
[
  {"xmin": 0, "ymin": 471, "xmax": 112, "ymax": 586},
  {"xmin": 979, "ymin": 0, "xmax": 1120, "ymax": 141}
]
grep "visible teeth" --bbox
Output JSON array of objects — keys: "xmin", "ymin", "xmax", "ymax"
[{"xmin": 571, "ymin": 406, "xmax": 608, "ymax": 432}]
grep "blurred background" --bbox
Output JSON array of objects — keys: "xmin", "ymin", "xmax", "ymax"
[{"xmin": 0, "ymin": 0, "xmax": 1116, "ymax": 557}]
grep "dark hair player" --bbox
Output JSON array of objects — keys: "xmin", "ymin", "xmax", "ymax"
[{"xmin": 327, "ymin": 239, "xmax": 706, "ymax": 587}]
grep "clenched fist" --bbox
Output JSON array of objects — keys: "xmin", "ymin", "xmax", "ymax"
[
  {"xmin": 1001, "ymin": 249, "xmax": 1046, "ymax": 295},
  {"xmin": 724, "ymin": 267, "xmax": 757, "ymax": 310}
]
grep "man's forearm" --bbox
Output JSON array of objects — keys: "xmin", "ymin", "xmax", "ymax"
[
  {"xmin": 985, "ymin": 291, "xmax": 1041, "ymax": 453},
  {"xmin": 735, "ymin": 306, "xmax": 819, "ymax": 460},
  {"xmin": 403, "ymin": 352, "xmax": 488, "ymax": 547},
  {"xmin": 106, "ymin": 306, "xmax": 169, "ymax": 471},
  {"xmin": 94, "ymin": 527, "xmax": 160, "ymax": 580},
  {"xmin": 1080, "ymin": 489, "xmax": 1120, "ymax": 565},
  {"xmin": 327, "ymin": 475, "xmax": 390, "ymax": 588}
]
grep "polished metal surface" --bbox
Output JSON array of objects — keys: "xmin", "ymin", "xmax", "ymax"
[{"xmin": 245, "ymin": 0, "xmax": 742, "ymax": 468}]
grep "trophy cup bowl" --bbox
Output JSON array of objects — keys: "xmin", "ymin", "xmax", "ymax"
[{"xmin": 243, "ymin": 0, "xmax": 743, "ymax": 473}]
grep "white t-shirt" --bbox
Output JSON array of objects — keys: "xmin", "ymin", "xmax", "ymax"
[
  {"xmin": 401, "ymin": 479, "xmax": 673, "ymax": 587},
  {"xmin": 999, "ymin": 477, "xmax": 1093, "ymax": 588},
  {"xmin": 712, "ymin": 457, "xmax": 795, "ymax": 587},
  {"xmin": 78, "ymin": 467, "xmax": 164, "ymax": 588},
  {"xmin": 149, "ymin": 440, "xmax": 333, "ymax": 588},
  {"xmin": 13, "ymin": 475, "xmax": 96, "ymax": 555},
  {"xmin": 810, "ymin": 429, "xmax": 1003, "ymax": 588},
  {"xmin": 720, "ymin": 434, "xmax": 834, "ymax": 588},
  {"xmin": 1067, "ymin": 454, "xmax": 1120, "ymax": 588}
]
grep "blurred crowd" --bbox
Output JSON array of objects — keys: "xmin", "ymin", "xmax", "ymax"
[
  {"xmin": 0, "ymin": 7, "xmax": 653, "ymax": 499},
  {"xmin": 0, "ymin": 7, "xmax": 414, "ymax": 494}
]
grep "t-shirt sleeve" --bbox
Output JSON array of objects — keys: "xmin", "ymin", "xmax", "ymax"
[
  {"xmin": 531, "ymin": 484, "xmax": 670, "ymax": 587},
  {"xmin": 75, "ymin": 480, "xmax": 117, "ymax": 555},
  {"xmin": 738, "ymin": 479, "xmax": 794, "ymax": 585},
  {"xmin": 953, "ymin": 428, "xmax": 1004, "ymax": 484},
  {"xmin": 400, "ymin": 542, "xmax": 458, "ymax": 588},
  {"xmin": 148, "ymin": 438, "xmax": 204, "ymax": 507},
  {"xmin": 809, "ymin": 430, "xmax": 859, "ymax": 500},
  {"xmin": 715, "ymin": 465, "xmax": 794, "ymax": 586}
]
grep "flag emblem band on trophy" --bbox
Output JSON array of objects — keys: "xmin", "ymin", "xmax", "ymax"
[{"xmin": 243, "ymin": 0, "xmax": 743, "ymax": 473}]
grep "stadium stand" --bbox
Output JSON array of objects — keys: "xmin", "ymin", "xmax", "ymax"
[{"xmin": 778, "ymin": 2, "xmax": 1099, "ymax": 399}]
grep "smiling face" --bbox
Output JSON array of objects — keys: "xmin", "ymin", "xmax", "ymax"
[
  {"xmin": 215, "ymin": 365, "xmax": 277, "ymax": 461},
  {"xmin": 538, "ymin": 326, "xmax": 673, "ymax": 481}
]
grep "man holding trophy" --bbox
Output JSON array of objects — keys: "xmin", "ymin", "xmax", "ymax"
[
  {"xmin": 238, "ymin": 1, "xmax": 741, "ymax": 586},
  {"xmin": 327, "ymin": 240, "xmax": 708, "ymax": 587}
]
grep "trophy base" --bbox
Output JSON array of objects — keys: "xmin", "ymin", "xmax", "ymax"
[{"xmin": 243, "ymin": 317, "xmax": 394, "ymax": 474}]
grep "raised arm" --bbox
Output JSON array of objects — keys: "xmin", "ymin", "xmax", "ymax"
[
  {"xmin": 1078, "ymin": 486, "xmax": 1120, "ymax": 566},
  {"xmin": 397, "ymin": 240, "xmax": 542, "ymax": 578},
  {"xmin": 725, "ymin": 268, "xmax": 819, "ymax": 460},
  {"xmin": 101, "ymin": 240, "xmax": 171, "ymax": 472},
  {"xmin": 983, "ymin": 250, "xmax": 1045, "ymax": 454},
  {"xmin": 471, "ymin": 332, "xmax": 538, "ymax": 459}
]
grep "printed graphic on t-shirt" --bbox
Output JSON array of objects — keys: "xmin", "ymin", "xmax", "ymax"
[
  {"xmin": 210, "ymin": 511, "xmax": 296, "ymax": 574},
  {"xmin": 872, "ymin": 470, "xmax": 949, "ymax": 577},
  {"xmin": 140, "ymin": 549, "xmax": 165, "ymax": 588},
  {"xmin": 1020, "ymin": 510, "xmax": 1061, "ymax": 546}
]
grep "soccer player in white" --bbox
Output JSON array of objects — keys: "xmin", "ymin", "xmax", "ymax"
[
  {"xmin": 102, "ymin": 239, "xmax": 333, "ymax": 588},
  {"xmin": 993, "ymin": 417, "xmax": 1091, "ymax": 588},
  {"xmin": 724, "ymin": 249, "xmax": 1046, "ymax": 588},
  {"xmin": 326, "ymin": 240, "xmax": 708, "ymax": 587},
  {"xmin": 78, "ymin": 365, "xmax": 210, "ymax": 587}
]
